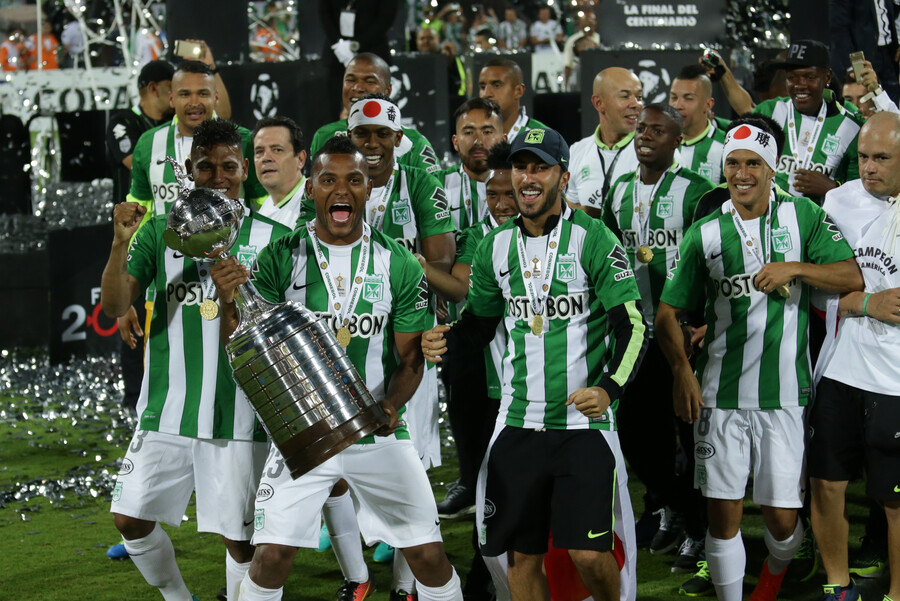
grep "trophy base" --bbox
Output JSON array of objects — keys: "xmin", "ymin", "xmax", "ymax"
[{"xmin": 279, "ymin": 402, "xmax": 390, "ymax": 479}]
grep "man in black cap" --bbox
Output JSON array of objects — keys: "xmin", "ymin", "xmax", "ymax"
[{"xmin": 422, "ymin": 127, "xmax": 647, "ymax": 601}]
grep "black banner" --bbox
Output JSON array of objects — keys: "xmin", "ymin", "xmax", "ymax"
[
  {"xmin": 596, "ymin": 0, "xmax": 727, "ymax": 47},
  {"xmin": 391, "ymin": 53, "xmax": 450, "ymax": 159},
  {"xmin": 49, "ymin": 224, "xmax": 120, "ymax": 363}
]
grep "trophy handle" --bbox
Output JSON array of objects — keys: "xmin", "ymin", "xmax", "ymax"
[{"xmin": 222, "ymin": 251, "xmax": 280, "ymax": 333}]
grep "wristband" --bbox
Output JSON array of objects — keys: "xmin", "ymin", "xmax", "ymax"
[{"xmin": 861, "ymin": 293, "xmax": 872, "ymax": 316}]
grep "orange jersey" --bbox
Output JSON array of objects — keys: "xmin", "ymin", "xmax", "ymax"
[
  {"xmin": 25, "ymin": 33, "xmax": 60, "ymax": 70},
  {"xmin": 0, "ymin": 39, "xmax": 23, "ymax": 71}
]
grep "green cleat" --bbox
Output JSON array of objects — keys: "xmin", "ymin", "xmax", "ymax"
[
  {"xmin": 849, "ymin": 536, "xmax": 887, "ymax": 579},
  {"xmin": 679, "ymin": 561, "xmax": 714, "ymax": 597}
]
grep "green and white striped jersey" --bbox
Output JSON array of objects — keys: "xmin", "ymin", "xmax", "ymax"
[
  {"xmin": 434, "ymin": 164, "xmax": 488, "ymax": 232},
  {"xmin": 301, "ymin": 164, "xmax": 455, "ymax": 254},
  {"xmin": 310, "ymin": 119, "xmax": 440, "ymax": 174},
  {"xmin": 456, "ymin": 214, "xmax": 505, "ymax": 398},
  {"xmin": 126, "ymin": 205, "xmax": 291, "ymax": 440},
  {"xmin": 660, "ymin": 189, "xmax": 855, "ymax": 409},
  {"xmin": 678, "ymin": 119, "xmax": 728, "ymax": 183},
  {"xmin": 466, "ymin": 207, "xmax": 645, "ymax": 430},
  {"xmin": 754, "ymin": 91, "xmax": 864, "ymax": 204},
  {"xmin": 604, "ymin": 165, "xmax": 715, "ymax": 331},
  {"xmin": 128, "ymin": 117, "xmax": 267, "ymax": 218},
  {"xmin": 251, "ymin": 223, "xmax": 430, "ymax": 443}
]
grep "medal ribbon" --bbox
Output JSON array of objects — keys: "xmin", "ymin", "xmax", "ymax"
[
  {"xmin": 367, "ymin": 167, "xmax": 397, "ymax": 233},
  {"xmin": 306, "ymin": 220, "xmax": 371, "ymax": 328},
  {"xmin": 787, "ymin": 101, "xmax": 827, "ymax": 172},
  {"xmin": 729, "ymin": 190, "xmax": 775, "ymax": 271},
  {"xmin": 515, "ymin": 205, "xmax": 569, "ymax": 320},
  {"xmin": 596, "ymin": 145, "xmax": 626, "ymax": 202},
  {"xmin": 459, "ymin": 168, "xmax": 475, "ymax": 228},
  {"xmin": 508, "ymin": 108, "xmax": 529, "ymax": 140},
  {"xmin": 632, "ymin": 170, "xmax": 669, "ymax": 251}
]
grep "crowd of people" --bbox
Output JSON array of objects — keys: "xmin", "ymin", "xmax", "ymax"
[{"xmin": 86, "ymin": 2, "xmax": 900, "ymax": 601}]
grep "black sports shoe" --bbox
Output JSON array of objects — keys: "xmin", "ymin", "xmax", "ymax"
[
  {"xmin": 650, "ymin": 506, "xmax": 685, "ymax": 554},
  {"xmin": 389, "ymin": 590, "xmax": 417, "ymax": 601},
  {"xmin": 436, "ymin": 482, "xmax": 475, "ymax": 519},
  {"xmin": 672, "ymin": 536, "xmax": 705, "ymax": 573},
  {"xmin": 848, "ymin": 535, "xmax": 887, "ymax": 579},
  {"xmin": 635, "ymin": 507, "xmax": 662, "ymax": 549},
  {"xmin": 216, "ymin": 587, "xmax": 227, "ymax": 601}
]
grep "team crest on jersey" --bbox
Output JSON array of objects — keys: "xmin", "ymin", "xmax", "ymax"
[
  {"xmin": 580, "ymin": 166, "xmax": 590, "ymax": 180},
  {"xmin": 771, "ymin": 227, "xmax": 793, "ymax": 253},
  {"xmin": 254, "ymin": 508, "xmax": 265, "ymax": 531},
  {"xmin": 821, "ymin": 133, "xmax": 841, "ymax": 157},
  {"xmin": 556, "ymin": 253, "xmax": 577, "ymax": 282},
  {"xmin": 656, "ymin": 196, "xmax": 674, "ymax": 218},
  {"xmin": 697, "ymin": 163, "xmax": 714, "ymax": 180},
  {"xmin": 362, "ymin": 274, "xmax": 384, "ymax": 303},
  {"xmin": 392, "ymin": 203, "xmax": 412, "ymax": 225},
  {"xmin": 236, "ymin": 245, "xmax": 258, "ymax": 269}
]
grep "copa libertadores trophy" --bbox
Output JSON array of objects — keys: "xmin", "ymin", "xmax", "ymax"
[{"xmin": 160, "ymin": 159, "xmax": 388, "ymax": 479}]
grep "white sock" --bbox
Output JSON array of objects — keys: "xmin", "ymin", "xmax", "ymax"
[
  {"xmin": 123, "ymin": 523, "xmax": 192, "ymax": 601},
  {"xmin": 226, "ymin": 551, "xmax": 252, "ymax": 601},
  {"xmin": 416, "ymin": 567, "xmax": 463, "ymax": 601},
  {"xmin": 237, "ymin": 572, "xmax": 282, "ymax": 601},
  {"xmin": 323, "ymin": 490, "xmax": 368, "ymax": 583},
  {"xmin": 706, "ymin": 531, "xmax": 745, "ymax": 601},
  {"xmin": 393, "ymin": 547, "xmax": 416, "ymax": 592},
  {"xmin": 764, "ymin": 519, "xmax": 803, "ymax": 575}
]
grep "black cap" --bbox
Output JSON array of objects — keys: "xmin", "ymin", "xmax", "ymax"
[
  {"xmin": 772, "ymin": 40, "xmax": 830, "ymax": 70},
  {"xmin": 508, "ymin": 127, "xmax": 570, "ymax": 170},
  {"xmin": 138, "ymin": 60, "xmax": 175, "ymax": 89}
]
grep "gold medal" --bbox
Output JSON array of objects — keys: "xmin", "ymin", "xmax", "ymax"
[
  {"xmin": 337, "ymin": 326, "xmax": 352, "ymax": 348},
  {"xmin": 199, "ymin": 299, "xmax": 219, "ymax": 320},
  {"xmin": 531, "ymin": 314, "xmax": 543, "ymax": 336},
  {"xmin": 776, "ymin": 284, "xmax": 791, "ymax": 299},
  {"xmin": 636, "ymin": 245, "xmax": 654, "ymax": 263}
]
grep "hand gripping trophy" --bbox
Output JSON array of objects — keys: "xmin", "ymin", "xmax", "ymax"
[{"xmin": 160, "ymin": 158, "xmax": 388, "ymax": 478}]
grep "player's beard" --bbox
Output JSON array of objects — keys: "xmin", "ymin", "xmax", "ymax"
[{"xmin": 517, "ymin": 173, "xmax": 562, "ymax": 220}]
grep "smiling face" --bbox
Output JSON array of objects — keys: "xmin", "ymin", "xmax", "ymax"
[
  {"xmin": 341, "ymin": 58, "xmax": 391, "ymax": 113},
  {"xmin": 634, "ymin": 107, "xmax": 682, "ymax": 171},
  {"xmin": 453, "ymin": 108, "xmax": 505, "ymax": 178},
  {"xmin": 592, "ymin": 68, "xmax": 644, "ymax": 142},
  {"xmin": 253, "ymin": 126, "xmax": 306, "ymax": 199},
  {"xmin": 785, "ymin": 66, "xmax": 830, "ymax": 116},
  {"xmin": 308, "ymin": 152, "xmax": 372, "ymax": 245},
  {"xmin": 187, "ymin": 143, "xmax": 247, "ymax": 199},
  {"xmin": 485, "ymin": 168, "xmax": 518, "ymax": 225},
  {"xmin": 510, "ymin": 151, "xmax": 570, "ymax": 220},
  {"xmin": 724, "ymin": 149, "xmax": 776, "ymax": 214},
  {"xmin": 349, "ymin": 124, "xmax": 402, "ymax": 184},
  {"xmin": 170, "ymin": 71, "xmax": 217, "ymax": 134}
]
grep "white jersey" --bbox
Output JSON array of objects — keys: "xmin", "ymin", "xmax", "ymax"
[
  {"xmin": 822, "ymin": 189, "xmax": 900, "ymax": 394},
  {"xmin": 567, "ymin": 128, "xmax": 640, "ymax": 210},
  {"xmin": 814, "ymin": 180, "xmax": 888, "ymax": 383},
  {"xmin": 258, "ymin": 177, "xmax": 306, "ymax": 230}
]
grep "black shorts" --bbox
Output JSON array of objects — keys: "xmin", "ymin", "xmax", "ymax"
[
  {"xmin": 480, "ymin": 426, "xmax": 617, "ymax": 556},
  {"xmin": 809, "ymin": 377, "xmax": 900, "ymax": 501}
]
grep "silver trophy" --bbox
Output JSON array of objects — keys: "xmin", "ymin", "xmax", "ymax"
[{"xmin": 162, "ymin": 178, "xmax": 388, "ymax": 479}]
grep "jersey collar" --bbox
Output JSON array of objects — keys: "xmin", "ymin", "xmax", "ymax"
[
  {"xmin": 270, "ymin": 176, "xmax": 306, "ymax": 209},
  {"xmin": 682, "ymin": 120, "xmax": 712, "ymax": 146},
  {"xmin": 594, "ymin": 125, "xmax": 635, "ymax": 151}
]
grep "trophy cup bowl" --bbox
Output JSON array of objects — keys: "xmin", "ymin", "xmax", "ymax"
[{"xmin": 163, "ymin": 188, "xmax": 388, "ymax": 479}]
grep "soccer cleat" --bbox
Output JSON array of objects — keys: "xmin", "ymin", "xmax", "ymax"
[
  {"xmin": 317, "ymin": 522, "xmax": 332, "ymax": 552},
  {"xmin": 679, "ymin": 561, "xmax": 713, "ymax": 597},
  {"xmin": 650, "ymin": 506, "xmax": 686, "ymax": 554},
  {"xmin": 336, "ymin": 580, "xmax": 373, "ymax": 601},
  {"xmin": 786, "ymin": 527, "xmax": 818, "ymax": 582},
  {"xmin": 436, "ymin": 482, "xmax": 475, "ymax": 519},
  {"xmin": 635, "ymin": 506, "xmax": 662, "ymax": 549},
  {"xmin": 849, "ymin": 535, "xmax": 887, "ymax": 578},
  {"xmin": 820, "ymin": 582, "xmax": 861, "ymax": 601},
  {"xmin": 672, "ymin": 536, "xmax": 705, "ymax": 573},
  {"xmin": 106, "ymin": 542, "xmax": 129, "ymax": 560},
  {"xmin": 389, "ymin": 590, "xmax": 417, "ymax": 601},
  {"xmin": 373, "ymin": 542, "xmax": 394, "ymax": 563},
  {"xmin": 216, "ymin": 587, "xmax": 227, "ymax": 601},
  {"xmin": 748, "ymin": 560, "xmax": 787, "ymax": 601}
]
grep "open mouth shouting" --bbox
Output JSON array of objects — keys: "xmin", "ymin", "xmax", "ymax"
[{"xmin": 329, "ymin": 202, "xmax": 353, "ymax": 225}]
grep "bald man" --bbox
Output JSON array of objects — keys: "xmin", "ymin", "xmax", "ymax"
[
  {"xmin": 810, "ymin": 111, "xmax": 900, "ymax": 601},
  {"xmin": 669, "ymin": 64, "xmax": 729, "ymax": 183},
  {"xmin": 478, "ymin": 57, "xmax": 548, "ymax": 142},
  {"xmin": 568, "ymin": 67, "xmax": 644, "ymax": 219},
  {"xmin": 310, "ymin": 52, "xmax": 440, "ymax": 173}
]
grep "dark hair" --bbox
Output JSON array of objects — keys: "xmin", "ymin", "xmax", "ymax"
[
  {"xmin": 175, "ymin": 60, "xmax": 215, "ymax": 77},
  {"xmin": 483, "ymin": 57, "xmax": 523, "ymax": 86},
  {"xmin": 676, "ymin": 64, "xmax": 710, "ymax": 81},
  {"xmin": 486, "ymin": 140, "xmax": 512, "ymax": 170},
  {"xmin": 311, "ymin": 135, "xmax": 365, "ymax": 173},
  {"xmin": 192, "ymin": 118, "xmax": 242, "ymax": 153},
  {"xmin": 252, "ymin": 116, "xmax": 305, "ymax": 155},
  {"xmin": 453, "ymin": 97, "xmax": 503, "ymax": 127},
  {"xmin": 358, "ymin": 92, "xmax": 395, "ymax": 104},
  {"xmin": 729, "ymin": 114, "xmax": 785, "ymax": 157},
  {"xmin": 643, "ymin": 102, "xmax": 684, "ymax": 131}
]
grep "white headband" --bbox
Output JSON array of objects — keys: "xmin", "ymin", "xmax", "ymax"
[
  {"xmin": 723, "ymin": 124, "xmax": 778, "ymax": 172},
  {"xmin": 348, "ymin": 98, "xmax": 403, "ymax": 132}
]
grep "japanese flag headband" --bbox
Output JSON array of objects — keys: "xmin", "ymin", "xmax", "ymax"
[
  {"xmin": 722, "ymin": 124, "xmax": 778, "ymax": 172},
  {"xmin": 348, "ymin": 98, "xmax": 403, "ymax": 132}
]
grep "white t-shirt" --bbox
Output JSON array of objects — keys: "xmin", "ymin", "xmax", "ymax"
[
  {"xmin": 566, "ymin": 129, "xmax": 640, "ymax": 210},
  {"xmin": 258, "ymin": 177, "xmax": 306, "ymax": 230},
  {"xmin": 529, "ymin": 19, "xmax": 562, "ymax": 53}
]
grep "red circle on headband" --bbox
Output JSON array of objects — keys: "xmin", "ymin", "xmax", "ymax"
[
  {"xmin": 363, "ymin": 101, "xmax": 382, "ymax": 118},
  {"xmin": 733, "ymin": 125, "xmax": 752, "ymax": 140}
]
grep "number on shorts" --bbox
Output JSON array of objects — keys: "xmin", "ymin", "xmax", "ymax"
[
  {"xmin": 130, "ymin": 430, "xmax": 148, "ymax": 453},
  {"xmin": 266, "ymin": 458, "xmax": 285, "ymax": 479},
  {"xmin": 698, "ymin": 407, "xmax": 712, "ymax": 437}
]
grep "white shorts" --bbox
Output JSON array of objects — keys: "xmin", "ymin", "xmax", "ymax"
[
  {"xmin": 404, "ymin": 366, "xmax": 441, "ymax": 469},
  {"xmin": 252, "ymin": 439, "xmax": 443, "ymax": 549},
  {"xmin": 693, "ymin": 406, "xmax": 805, "ymax": 507},
  {"xmin": 110, "ymin": 430, "xmax": 267, "ymax": 540}
]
